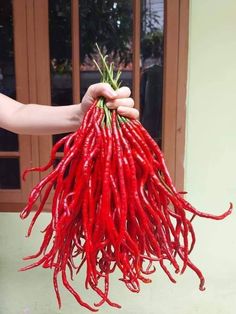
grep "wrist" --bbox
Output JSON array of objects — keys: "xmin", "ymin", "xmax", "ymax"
[{"xmin": 67, "ymin": 104, "xmax": 84, "ymax": 131}]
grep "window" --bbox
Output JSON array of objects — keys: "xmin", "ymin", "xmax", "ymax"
[
  {"xmin": 0, "ymin": 2, "xmax": 19, "ymax": 191},
  {"xmin": 0, "ymin": 0, "xmax": 33, "ymax": 211},
  {"xmin": 0, "ymin": 0, "xmax": 189, "ymax": 211}
]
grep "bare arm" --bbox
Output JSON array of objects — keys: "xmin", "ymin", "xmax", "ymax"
[
  {"xmin": 0, "ymin": 94, "xmax": 83, "ymax": 135},
  {"xmin": 0, "ymin": 83, "xmax": 138, "ymax": 135}
]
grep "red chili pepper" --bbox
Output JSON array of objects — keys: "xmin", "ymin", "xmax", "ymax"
[{"xmin": 20, "ymin": 51, "xmax": 232, "ymax": 311}]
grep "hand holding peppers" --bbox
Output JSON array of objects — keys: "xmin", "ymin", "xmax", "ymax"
[
  {"xmin": 0, "ymin": 83, "xmax": 138, "ymax": 135},
  {"xmin": 20, "ymin": 48, "xmax": 232, "ymax": 312}
]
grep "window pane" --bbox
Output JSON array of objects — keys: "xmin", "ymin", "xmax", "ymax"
[
  {"xmin": 49, "ymin": 0, "xmax": 72, "ymax": 106},
  {"xmin": 0, "ymin": 158, "xmax": 21, "ymax": 189},
  {"xmin": 0, "ymin": 129, "xmax": 19, "ymax": 151},
  {"xmin": 140, "ymin": 0, "xmax": 164, "ymax": 146},
  {"xmin": 79, "ymin": 0, "xmax": 133, "ymax": 99},
  {"xmin": 0, "ymin": 1, "xmax": 19, "ymax": 151},
  {"xmin": 49, "ymin": 0, "xmax": 72, "ymax": 147}
]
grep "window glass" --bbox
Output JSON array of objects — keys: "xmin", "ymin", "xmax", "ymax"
[
  {"xmin": 0, "ymin": 158, "xmax": 20, "ymax": 189},
  {"xmin": 0, "ymin": 1, "xmax": 21, "ymax": 191},
  {"xmin": 140, "ymin": 0, "xmax": 164, "ymax": 146},
  {"xmin": 48, "ymin": 0, "xmax": 164, "ymax": 149},
  {"xmin": 49, "ymin": 0, "xmax": 72, "ymax": 147},
  {"xmin": 0, "ymin": 1, "xmax": 19, "ymax": 151},
  {"xmin": 79, "ymin": 0, "xmax": 133, "ymax": 99},
  {"xmin": 0, "ymin": 129, "xmax": 18, "ymax": 151}
]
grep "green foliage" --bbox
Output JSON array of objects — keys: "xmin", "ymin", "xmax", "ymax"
[
  {"xmin": 48, "ymin": 0, "xmax": 164, "ymax": 68},
  {"xmin": 141, "ymin": 30, "xmax": 163, "ymax": 62},
  {"xmin": 79, "ymin": 0, "xmax": 133, "ymax": 65}
]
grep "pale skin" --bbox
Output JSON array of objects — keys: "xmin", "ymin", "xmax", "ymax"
[{"xmin": 0, "ymin": 83, "xmax": 139, "ymax": 135}]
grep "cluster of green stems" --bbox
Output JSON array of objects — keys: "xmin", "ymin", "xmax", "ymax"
[{"xmin": 94, "ymin": 44, "xmax": 127, "ymax": 126}]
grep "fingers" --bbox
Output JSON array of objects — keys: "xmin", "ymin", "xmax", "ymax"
[
  {"xmin": 106, "ymin": 86, "xmax": 133, "ymax": 109},
  {"xmin": 87, "ymin": 83, "xmax": 117, "ymax": 100},
  {"xmin": 81, "ymin": 83, "xmax": 117, "ymax": 114},
  {"xmin": 115, "ymin": 86, "xmax": 131, "ymax": 98},
  {"xmin": 117, "ymin": 106, "xmax": 139, "ymax": 120},
  {"xmin": 87, "ymin": 84, "xmax": 131, "ymax": 101},
  {"xmin": 106, "ymin": 97, "xmax": 134, "ymax": 110},
  {"xmin": 105, "ymin": 87, "xmax": 138, "ymax": 120},
  {"xmin": 83, "ymin": 83, "xmax": 139, "ymax": 120}
]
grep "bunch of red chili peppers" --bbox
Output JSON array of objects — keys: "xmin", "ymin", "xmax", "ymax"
[{"xmin": 20, "ymin": 49, "xmax": 232, "ymax": 311}]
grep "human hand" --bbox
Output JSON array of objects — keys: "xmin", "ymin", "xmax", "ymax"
[{"xmin": 80, "ymin": 83, "xmax": 139, "ymax": 120}]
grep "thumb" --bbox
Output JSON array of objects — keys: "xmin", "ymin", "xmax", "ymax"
[
  {"xmin": 80, "ymin": 83, "xmax": 117, "ymax": 114},
  {"xmin": 86, "ymin": 83, "xmax": 117, "ymax": 100}
]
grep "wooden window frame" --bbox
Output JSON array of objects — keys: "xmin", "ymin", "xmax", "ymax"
[
  {"xmin": 133, "ymin": 0, "xmax": 189, "ymax": 191},
  {"xmin": 0, "ymin": 0, "xmax": 189, "ymax": 211},
  {"xmin": 163, "ymin": 0, "xmax": 189, "ymax": 191},
  {"xmin": 0, "ymin": 0, "xmax": 35, "ymax": 211}
]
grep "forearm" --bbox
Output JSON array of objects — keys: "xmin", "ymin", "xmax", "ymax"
[
  {"xmin": 0, "ymin": 93, "xmax": 83, "ymax": 135},
  {"xmin": 0, "ymin": 85, "xmax": 138, "ymax": 135},
  {"xmin": 9, "ymin": 104, "xmax": 83, "ymax": 135}
]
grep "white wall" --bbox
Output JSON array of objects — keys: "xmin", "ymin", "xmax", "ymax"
[
  {"xmin": 184, "ymin": 0, "xmax": 236, "ymax": 313},
  {"xmin": 1, "ymin": 1, "xmax": 236, "ymax": 313}
]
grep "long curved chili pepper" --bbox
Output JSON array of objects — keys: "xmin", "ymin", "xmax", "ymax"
[{"xmin": 20, "ymin": 52, "xmax": 232, "ymax": 312}]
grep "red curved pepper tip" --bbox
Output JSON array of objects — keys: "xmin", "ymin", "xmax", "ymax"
[
  {"xmin": 19, "ymin": 210, "xmax": 28, "ymax": 220},
  {"xmin": 178, "ymin": 191, "xmax": 188, "ymax": 195},
  {"xmin": 23, "ymin": 256, "xmax": 32, "ymax": 260},
  {"xmin": 22, "ymin": 169, "xmax": 29, "ymax": 181},
  {"xmin": 115, "ymin": 304, "xmax": 122, "ymax": 309},
  {"xmin": 199, "ymin": 279, "xmax": 206, "ymax": 291},
  {"xmin": 89, "ymin": 306, "xmax": 98, "ymax": 312},
  {"xmin": 222, "ymin": 202, "xmax": 233, "ymax": 219},
  {"xmin": 94, "ymin": 301, "xmax": 121, "ymax": 309},
  {"xmin": 19, "ymin": 214, "xmax": 25, "ymax": 220},
  {"xmin": 190, "ymin": 214, "xmax": 196, "ymax": 222}
]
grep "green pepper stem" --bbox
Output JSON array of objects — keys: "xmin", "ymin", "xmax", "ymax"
[{"xmin": 94, "ymin": 44, "xmax": 128, "ymax": 126}]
